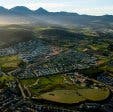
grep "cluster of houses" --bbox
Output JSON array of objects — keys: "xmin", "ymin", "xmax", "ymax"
[
  {"xmin": 97, "ymin": 73, "xmax": 113, "ymax": 86},
  {"xmin": 16, "ymin": 40, "xmax": 52, "ymax": 62},
  {"xmin": 0, "ymin": 88, "xmax": 21, "ymax": 112},
  {"xmin": 0, "ymin": 47, "xmax": 16, "ymax": 56},
  {"xmin": 26, "ymin": 50, "xmax": 97, "ymax": 77},
  {"xmin": 0, "ymin": 39, "xmax": 52, "ymax": 62},
  {"xmin": 7, "ymin": 48, "xmax": 98, "ymax": 79}
]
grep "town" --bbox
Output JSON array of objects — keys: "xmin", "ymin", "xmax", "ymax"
[{"xmin": 0, "ymin": 24, "xmax": 113, "ymax": 112}]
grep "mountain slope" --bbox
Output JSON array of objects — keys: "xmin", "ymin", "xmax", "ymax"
[
  {"xmin": 0, "ymin": 6, "xmax": 8, "ymax": 13},
  {"xmin": 0, "ymin": 28, "xmax": 35, "ymax": 48}
]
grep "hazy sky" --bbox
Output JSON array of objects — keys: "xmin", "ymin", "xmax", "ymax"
[{"xmin": 0, "ymin": 0, "xmax": 113, "ymax": 15}]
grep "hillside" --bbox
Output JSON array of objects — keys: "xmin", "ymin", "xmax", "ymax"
[
  {"xmin": 0, "ymin": 28, "xmax": 35, "ymax": 48},
  {"xmin": 36, "ymin": 28, "xmax": 85, "ymax": 41}
]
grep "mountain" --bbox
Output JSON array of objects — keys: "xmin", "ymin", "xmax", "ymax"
[
  {"xmin": 9, "ymin": 6, "xmax": 33, "ymax": 14},
  {"xmin": 35, "ymin": 7, "xmax": 48, "ymax": 15},
  {"xmin": 0, "ymin": 6, "xmax": 8, "ymax": 14}
]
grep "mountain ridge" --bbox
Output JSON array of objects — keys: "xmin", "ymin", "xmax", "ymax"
[{"xmin": 0, "ymin": 6, "xmax": 112, "ymax": 16}]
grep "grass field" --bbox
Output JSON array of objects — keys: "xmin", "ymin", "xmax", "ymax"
[
  {"xmin": 0, "ymin": 55, "xmax": 21, "ymax": 72},
  {"xmin": 78, "ymin": 88, "xmax": 110, "ymax": 101},
  {"xmin": 39, "ymin": 90, "xmax": 86, "ymax": 104}
]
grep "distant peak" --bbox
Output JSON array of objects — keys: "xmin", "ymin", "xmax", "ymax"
[
  {"xmin": 0, "ymin": 6, "xmax": 7, "ymax": 10},
  {"xmin": 9, "ymin": 6, "xmax": 32, "ymax": 14},
  {"xmin": 35, "ymin": 7, "xmax": 48, "ymax": 14},
  {"xmin": 0, "ymin": 6, "xmax": 5, "ymax": 8},
  {"xmin": 38, "ymin": 7, "xmax": 46, "ymax": 10},
  {"xmin": 10, "ymin": 6, "xmax": 31, "ymax": 10},
  {"xmin": 0, "ymin": 6, "xmax": 8, "ymax": 12}
]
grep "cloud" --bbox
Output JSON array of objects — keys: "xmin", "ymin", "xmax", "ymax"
[{"xmin": 72, "ymin": 6, "xmax": 113, "ymax": 15}]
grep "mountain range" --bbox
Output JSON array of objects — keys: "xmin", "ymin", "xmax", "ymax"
[
  {"xmin": 0, "ymin": 6, "xmax": 113, "ymax": 29},
  {"xmin": 0, "ymin": 6, "xmax": 79, "ymax": 15},
  {"xmin": 0, "ymin": 5, "xmax": 112, "ymax": 15}
]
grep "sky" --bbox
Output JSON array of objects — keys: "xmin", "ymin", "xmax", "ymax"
[{"xmin": 0, "ymin": 0, "xmax": 113, "ymax": 15}]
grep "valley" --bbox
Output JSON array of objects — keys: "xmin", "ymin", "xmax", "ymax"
[{"xmin": 0, "ymin": 18, "xmax": 113, "ymax": 112}]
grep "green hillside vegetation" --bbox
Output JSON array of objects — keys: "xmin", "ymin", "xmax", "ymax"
[
  {"xmin": 0, "ymin": 55, "xmax": 21, "ymax": 72},
  {"xmin": 34, "ymin": 28, "xmax": 85, "ymax": 44},
  {"xmin": 20, "ymin": 75, "xmax": 68, "ymax": 95},
  {"xmin": 0, "ymin": 75, "xmax": 15, "ymax": 88},
  {"xmin": 0, "ymin": 75, "xmax": 15, "ymax": 82},
  {"xmin": 0, "ymin": 28, "xmax": 35, "ymax": 48}
]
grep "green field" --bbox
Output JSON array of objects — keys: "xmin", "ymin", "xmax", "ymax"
[
  {"xmin": 0, "ymin": 55, "xmax": 21, "ymax": 72},
  {"xmin": 78, "ymin": 88, "xmax": 110, "ymax": 101},
  {"xmin": 39, "ymin": 90, "xmax": 86, "ymax": 104}
]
